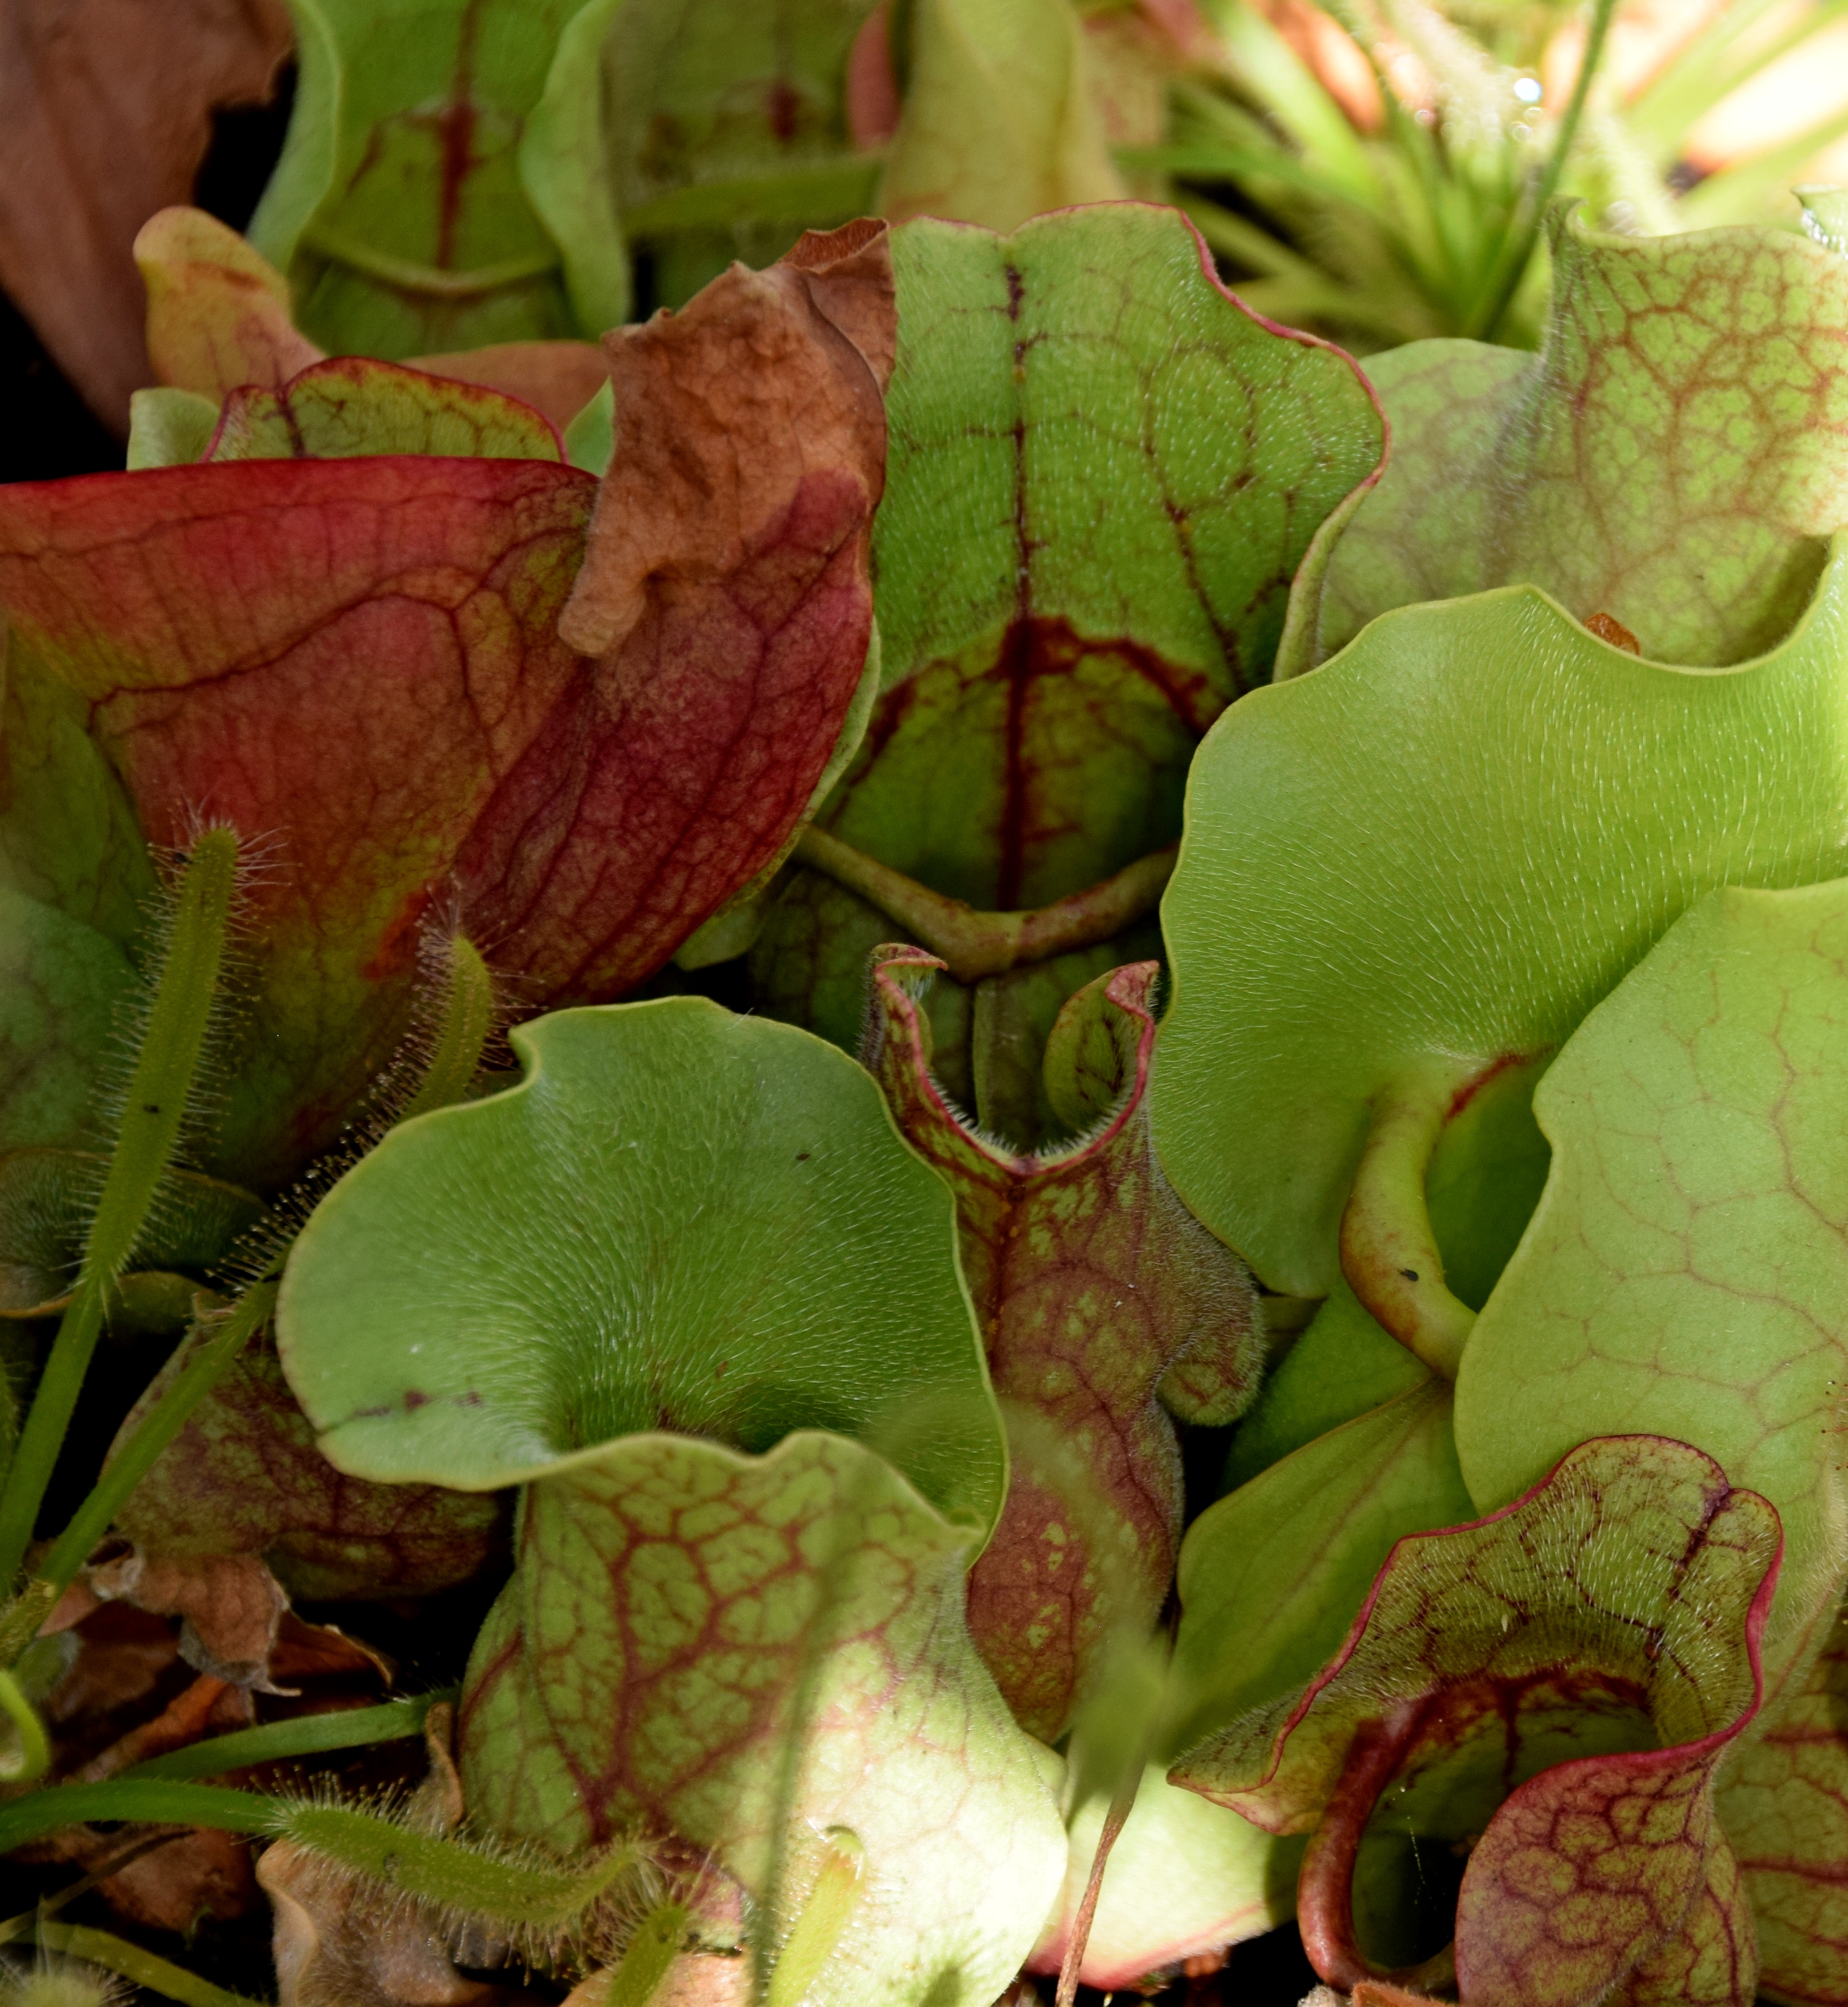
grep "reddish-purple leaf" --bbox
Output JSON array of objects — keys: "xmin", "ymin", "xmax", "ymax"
[
  {"xmin": 0, "ymin": 223, "xmax": 893, "ymax": 1185},
  {"xmin": 864, "ymin": 946, "xmax": 1261, "ymax": 1740},
  {"xmin": 1173, "ymin": 1436, "xmax": 1780, "ymax": 2006}
]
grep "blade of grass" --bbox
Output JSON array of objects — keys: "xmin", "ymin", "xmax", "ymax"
[{"xmin": 120, "ymin": 1689, "xmax": 454, "ymax": 1781}]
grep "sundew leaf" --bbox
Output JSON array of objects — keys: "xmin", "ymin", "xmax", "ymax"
[
  {"xmin": 754, "ymin": 201, "xmax": 1383, "ymax": 1135},
  {"xmin": 877, "ymin": 0, "xmax": 1126, "ymax": 234},
  {"xmin": 604, "ymin": 0, "xmax": 882, "ymax": 309},
  {"xmin": 0, "ymin": 229, "xmax": 892, "ymax": 1187},
  {"xmin": 247, "ymin": 0, "xmax": 627, "ymax": 359},
  {"xmin": 456, "ymin": 1430, "xmax": 1065, "ymax": 2007},
  {"xmin": 276, "ymin": 998, "xmax": 1005, "ymax": 1530},
  {"xmin": 1151, "ymin": 543, "xmax": 1848, "ymax": 1318},
  {"xmin": 1285, "ymin": 200, "xmax": 1848, "ymax": 675},
  {"xmin": 862, "ymin": 948, "xmax": 1260, "ymax": 1739},
  {"xmin": 1455, "ymin": 882, "xmax": 1848, "ymax": 1651},
  {"xmin": 110, "ymin": 1314, "xmax": 507, "ymax": 1603},
  {"xmin": 1173, "ymin": 1436, "xmax": 1781, "ymax": 2005},
  {"xmin": 204, "ymin": 355, "xmax": 563, "ymax": 462}
]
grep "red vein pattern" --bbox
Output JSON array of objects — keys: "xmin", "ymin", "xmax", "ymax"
[
  {"xmin": 864, "ymin": 945, "xmax": 1261, "ymax": 1739},
  {"xmin": 0, "ymin": 226, "xmax": 893, "ymax": 1186},
  {"xmin": 1174, "ymin": 1436, "xmax": 1781, "ymax": 2006}
]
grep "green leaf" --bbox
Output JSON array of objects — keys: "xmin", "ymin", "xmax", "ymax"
[
  {"xmin": 604, "ymin": 0, "xmax": 882, "ymax": 308},
  {"xmin": 863, "ymin": 949, "xmax": 1260, "ymax": 1739},
  {"xmin": 0, "ymin": 900, "xmax": 134, "ymax": 1156},
  {"xmin": 1220, "ymin": 1279, "xmax": 1427, "ymax": 1492},
  {"xmin": 1286, "ymin": 202, "xmax": 1848, "ymax": 674},
  {"xmin": 456, "ymin": 1429, "xmax": 1066, "ymax": 2006},
  {"xmin": 204, "ymin": 355, "xmax": 563, "ymax": 462},
  {"xmin": 125, "ymin": 388, "xmax": 221, "ymax": 471},
  {"xmin": 248, "ymin": 0, "xmax": 628, "ymax": 358},
  {"xmin": 755, "ymin": 201, "xmax": 1383, "ymax": 1129},
  {"xmin": 135, "ymin": 207, "xmax": 324, "ymax": 401},
  {"xmin": 1172, "ymin": 1436, "xmax": 1779, "ymax": 2004},
  {"xmin": 1167, "ymin": 1380, "xmax": 1475, "ymax": 1763},
  {"xmin": 1151, "ymin": 541, "xmax": 1848, "ymax": 1311},
  {"xmin": 1455, "ymin": 880, "xmax": 1848, "ymax": 1645},
  {"xmin": 877, "ymin": 0, "xmax": 1126, "ymax": 234},
  {"xmin": 276, "ymin": 998, "xmax": 1004, "ymax": 1531}
]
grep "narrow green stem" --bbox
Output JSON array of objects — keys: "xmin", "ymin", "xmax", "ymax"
[
  {"xmin": 0, "ymin": 1664, "xmax": 50, "ymax": 1782},
  {"xmin": 1467, "ymin": 0, "xmax": 1620, "ymax": 342},
  {"xmin": 34, "ymin": 1282, "xmax": 276, "ymax": 1610},
  {"xmin": 0, "ymin": 828, "xmax": 239, "ymax": 1594},
  {"xmin": 28, "ymin": 1921, "xmax": 265, "ymax": 2007},
  {"xmin": 401, "ymin": 934, "xmax": 495, "ymax": 1122},
  {"xmin": 122, "ymin": 1687, "xmax": 452, "ymax": 1781},
  {"xmin": 0, "ymin": 1781, "xmax": 281, "ymax": 1856}
]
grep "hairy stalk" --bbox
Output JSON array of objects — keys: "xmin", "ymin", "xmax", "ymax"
[
  {"xmin": 0, "ymin": 1781, "xmax": 644, "ymax": 1932},
  {"xmin": 0, "ymin": 1784, "xmax": 280, "ymax": 1856},
  {"xmin": 33, "ymin": 1282, "xmax": 276, "ymax": 1613},
  {"xmin": 24, "ymin": 1922, "xmax": 262, "ymax": 2007},
  {"xmin": 0, "ymin": 829, "xmax": 240, "ymax": 1599},
  {"xmin": 599, "ymin": 1901, "xmax": 688, "ymax": 2007},
  {"xmin": 277, "ymin": 1803, "xmax": 646, "ymax": 1929},
  {"xmin": 120, "ymin": 1689, "xmax": 452, "ymax": 1782},
  {"xmin": 399, "ymin": 934, "xmax": 497, "ymax": 1124},
  {"xmin": 1468, "ymin": 0, "xmax": 1619, "ymax": 342}
]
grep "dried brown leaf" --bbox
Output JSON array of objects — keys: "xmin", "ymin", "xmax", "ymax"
[
  {"xmin": 556, "ymin": 219, "xmax": 894, "ymax": 659},
  {"xmin": 88, "ymin": 1548, "xmax": 290, "ymax": 1693},
  {"xmin": 0, "ymin": 0, "xmax": 292, "ymax": 428}
]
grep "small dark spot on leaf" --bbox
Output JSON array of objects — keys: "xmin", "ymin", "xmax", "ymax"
[
  {"xmin": 795, "ymin": 1151, "xmax": 810, "ymax": 1162},
  {"xmin": 143, "ymin": 1102, "xmax": 161, "ymax": 1115},
  {"xmin": 1400, "ymin": 1267, "xmax": 1419, "ymax": 1281},
  {"xmin": 403, "ymin": 1389, "xmax": 429, "ymax": 1410}
]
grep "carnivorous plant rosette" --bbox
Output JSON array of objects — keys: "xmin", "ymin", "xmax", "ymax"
[{"xmin": 12, "ymin": 15, "xmax": 1848, "ymax": 1990}]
